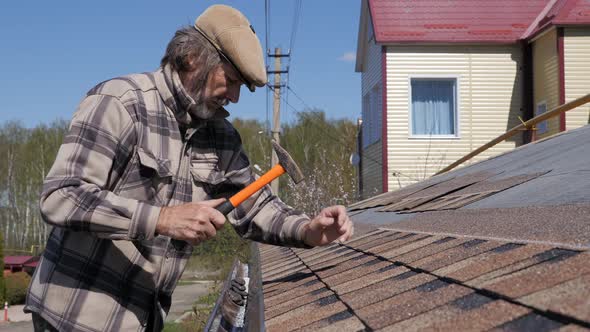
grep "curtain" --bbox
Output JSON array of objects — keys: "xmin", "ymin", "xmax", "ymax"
[{"xmin": 411, "ymin": 79, "xmax": 456, "ymax": 135}]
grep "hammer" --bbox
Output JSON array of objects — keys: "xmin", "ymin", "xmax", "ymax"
[{"xmin": 215, "ymin": 140, "xmax": 305, "ymax": 215}]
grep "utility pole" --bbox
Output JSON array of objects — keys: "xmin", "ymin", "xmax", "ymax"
[{"xmin": 268, "ymin": 47, "xmax": 289, "ymax": 195}]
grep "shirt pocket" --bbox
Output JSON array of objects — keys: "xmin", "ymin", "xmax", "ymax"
[
  {"xmin": 190, "ymin": 149, "xmax": 225, "ymax": 185},
  {"xmin": 134, "ymin": 147, "xmax": 173, "ymax": 204},
  {"xmin": 137, "ymin": 148, "xmax": 173, "ymax": 178}
]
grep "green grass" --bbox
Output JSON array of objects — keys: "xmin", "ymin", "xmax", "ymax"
[
  {"xmin": 163, "ymin": 283, "xmax": 222, "ymax": 332},
  {"xmin": 162, "ymin": 322, "xmax": 191, "ymax": 332},
  {"xmin": 185, "ymin": 225, "xmax": 251, "ymax": 281},
  {"xmin": 194, "ymin": 284, "xmax": 221, "ymax": 307},
  {"xmin": 176, "ymin": 280, "xmax": 198, "ymax": 286}
]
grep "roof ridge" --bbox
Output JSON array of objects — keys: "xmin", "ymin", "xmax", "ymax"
[{"xmin": 521, "ymin": 0, "xmax": 560, "ymax": 39}]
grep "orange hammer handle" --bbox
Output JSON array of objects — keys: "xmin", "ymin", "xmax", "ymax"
[{"xmin": 230, "ymin": 164, "xmax": 285, "ymax": 207}]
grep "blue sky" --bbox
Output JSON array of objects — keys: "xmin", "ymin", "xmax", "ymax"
[{"xmin": 0, "ymin": 1, "xmax": 362, "ymax": 128}]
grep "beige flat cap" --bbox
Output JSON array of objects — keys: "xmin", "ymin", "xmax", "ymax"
[{"xmin": 195, "ymin": 5, "xmax": 267, "ymax": 92}]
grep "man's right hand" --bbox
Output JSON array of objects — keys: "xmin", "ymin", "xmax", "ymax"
[{"xmin": 156, "ymin": 198, "xmax": 227, "ymax": 245}]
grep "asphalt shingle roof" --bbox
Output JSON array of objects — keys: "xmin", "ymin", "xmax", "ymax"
[
  {"xmin": 260, "ymin": 230, "xmax": 590, "ymax": 331},
  {"xmin": 257, "ymin": 125, "xmax": 590, "ymax": 331}
]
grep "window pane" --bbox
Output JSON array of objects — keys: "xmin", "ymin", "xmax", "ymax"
[{"xmin": 411, "ymin": 79, "xmax": 456, "ymax": 136}]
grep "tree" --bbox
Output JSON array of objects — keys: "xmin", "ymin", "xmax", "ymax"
[
  {"xmin": 0, "ymin": 111, "xmax": 358, "ymax": 251},
  {"xmin": 0, "ymin": 120, "xmax": 67, "ymax": 251},
  {"xmin": 233, "ymin": 110, "xmax": 358, "ymax": 216},
  {"xmin": 280, "ymin": 110, "xmax": 358, "ymax": 215}
]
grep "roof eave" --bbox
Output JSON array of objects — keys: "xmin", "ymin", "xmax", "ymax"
[
  {"xmin": 355, "ymin": 0, "xmax": 371, "ymax": 73},
  {"xmin": 553, "ymin": 22, "xmax": 590, "ymax": 27},
  {"xmin": 377, "ymin": 39, "xmax": 521, "ymax": 46}
]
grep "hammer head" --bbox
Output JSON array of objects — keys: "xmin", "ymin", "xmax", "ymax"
[{"xmin": 272, "ymin": 140, "xmax": 305, "ymax": 184}]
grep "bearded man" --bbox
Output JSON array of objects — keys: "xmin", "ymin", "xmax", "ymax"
[{"xmin": 25, "ymin": 4, "xmax": 353, "ymax": 332}]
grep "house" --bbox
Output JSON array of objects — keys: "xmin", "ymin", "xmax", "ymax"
[
  {"xmin": 526, "ymin": 0, "xmax": 590, "ymax": 140},
  {"xmin": 355, "ymin": 0, "xmax": 590, "ymax": 198},
  {"xmin": 3, "ymin": 255, "xmax": 39, "ymax": 275},
  {"xmin": 256, "ymin": 122, "xmax": 590, "ymax": 331}
]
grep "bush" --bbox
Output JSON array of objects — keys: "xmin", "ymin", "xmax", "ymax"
[
  {"xmin": 4, "ymin": 272, "xmax": 31, "ymax": 305},
  {"xmin": 187, "ymin": 225, "xmax": 250, "ymax": 277}
]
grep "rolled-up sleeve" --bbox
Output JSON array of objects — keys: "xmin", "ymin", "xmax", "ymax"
[{"xmin": 40, "ymin": 94, "xmax": 160, "ymax": 241}]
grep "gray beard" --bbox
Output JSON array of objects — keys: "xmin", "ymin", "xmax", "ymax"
[{"xmin": 189, "ymin": 99, "xmax": 218, "ymax": 120}]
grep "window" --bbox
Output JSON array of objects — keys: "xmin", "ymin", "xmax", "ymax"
[
  {"xmin": 410, "ymin": 78, "xmax": 458, "ymax": 137},
  {"xmin": 536, "ymin": 102, "xmax": 548, "ymax": 135},
  {"xmin": 362, "ymin": 84, "xmax": 382, "ymax": 147}
]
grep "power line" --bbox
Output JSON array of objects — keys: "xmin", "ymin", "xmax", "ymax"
[
  {"xmin": 284, "ymin": 0, "xmax": 302, "ymax": 124},
  {"xmin": 265, "ymin": 0, "xmax": 269, "ymax": 54},
  {"xmin": 261, "ymin": 0, "xmax": 423, "ymax": 185},
  {"xmin": 287, "ymin": 85, "xmax": 311, "ymax": 110},
  {"xmin": 268, "ymin": 84, "xmax": 367, "ymax": 159},
  {"xmin": 264, "ymin": 0, "xmax": 271, "ymax": 133},
  {"xmin": 269, "ymin": 85, "xmax": 425, "ymax": 183},
  {"xmin": 262, "ymin": 2, "xmax": 416, "ymax": 183},
  {"xmin": 284, "ymin": 85, "xmax": 382, "ymax": 169},
  {"xmin": 288, "ymin": 0, "xmax": 302, "ymax": 58}
]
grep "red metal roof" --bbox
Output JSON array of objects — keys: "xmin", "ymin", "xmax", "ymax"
[
  {"xmin": 369, "ymin": 0, "xmax": 553, "ymax": 43},
  {"xmin": 3, "ymin": 256, "xmax": 36, "ymax": 266},
  {"xmin": 24, "ymin": 260, "xmax": 39, "ymax": 268},
  {"xmin": 554, "ymin": 0, "xmax": 590, "ymax": 24},
  {"xmin": 524, "ymin": 0, "xmax": 590, "ymax": 39}
]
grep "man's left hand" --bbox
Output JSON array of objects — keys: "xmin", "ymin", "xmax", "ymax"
[{"xmin": 303, "ymin": 205, "xmax": 354, "ymax": 247}]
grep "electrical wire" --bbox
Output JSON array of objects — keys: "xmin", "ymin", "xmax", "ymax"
[
  {"xmin": 288, "ymin": 0, "xmax": 302, "ymax": 58},
  {"xmin": 267, "ymin": 84, "xmax": 378, "ymax": 164},
  {"xmin": 284, "ymin": 0, "xmax": 302, "ymax": 125},
  {"xmin": 268, "ymin": 84, "xmax": 425, "ymax": 183},
  {"xmin": 263, "ymin": 2, "xmax": 419, "ymax": 183},
  {"xmin": 287, "ymin": 85, "xmax": 311, "ymax": 110},
  {"xmin": 265, "ymin": 0, "xmax": 271, "ymax": 133},
  {"xmin": 265, "ymin": 0, "xmax": 269, "ymax": 55}
]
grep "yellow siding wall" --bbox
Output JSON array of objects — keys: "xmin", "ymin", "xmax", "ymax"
[
  {"xmin": 564, "ymin": 28, "xmax": 590, "ymax": 130},
  {"xmin": 385, "ymin": 45, "xmax": 523, "ymax": 189},
  {"xmin": 532, "ymin": 29, "xmax": 560, "ymax": 139},
  {"xmin": 361, "ymin": 141, "xmax": 383, "ymax": 199}
]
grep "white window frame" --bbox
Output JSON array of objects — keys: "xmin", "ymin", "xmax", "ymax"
[
  {"xmin": 408, "ymin": 75, "xmax": 460, "ymax": 139},
  {"xmin": 536, "ymin": 101, "xmax": 548, "ymax": 135}
]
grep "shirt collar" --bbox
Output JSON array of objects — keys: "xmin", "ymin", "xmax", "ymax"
[{"xmin": 154, "ymin": 64, "xmax": 230, "ymax": 133}]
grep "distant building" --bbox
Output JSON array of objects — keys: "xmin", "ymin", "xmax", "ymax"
[
  {"xmin": 355, "ymin": 0, "xmax": 590, "ymax": 197},
  {"xmin": 4, "ymin": 255, "xmax": 39, "ymax": 275}
]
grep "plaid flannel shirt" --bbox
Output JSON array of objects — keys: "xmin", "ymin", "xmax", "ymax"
[{"xmin": 25, "ymin": 65, "xmax": 311, "ymax": 331}]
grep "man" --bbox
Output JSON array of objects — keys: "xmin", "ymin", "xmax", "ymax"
[{"xmin": 25, "ymin": 4, "xmax": 353, "ymax": 332}]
